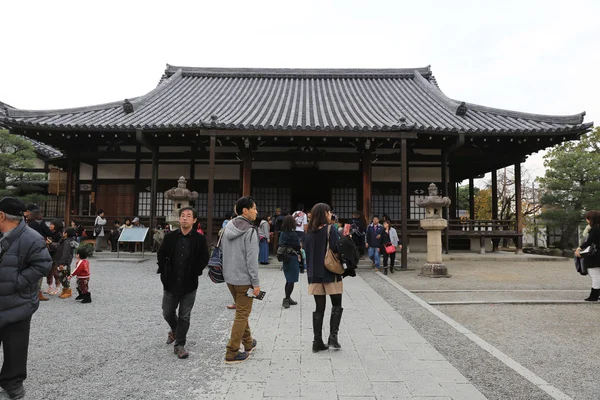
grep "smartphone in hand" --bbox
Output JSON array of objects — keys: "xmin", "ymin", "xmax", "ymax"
[{"xmin": 246, "ymin": 289, "xmax": 266, "ymax": 300}]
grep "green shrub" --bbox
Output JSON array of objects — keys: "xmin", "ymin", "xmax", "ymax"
[{"xmin": 77, "ymin": 243, "xmax": 95, "ymax": 258}]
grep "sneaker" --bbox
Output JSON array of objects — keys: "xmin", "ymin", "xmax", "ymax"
[
  {"xmin": 166, "ymin": 331, "xmax": 176, "ymax": 345},
  {"xmin": 226, "ymin": 304, "xmax": 236, "ymax": 310},
  {"xmin": 288, "ymin": 298, "xmax": 298, "ymax": 305},
  {"xmin": 174, "ymin": 345, "xmax": 189, "ymax": 359},
  {"xmin": 282, "ymin": 298, "xmax": 290, "ymax": 308},
  {"xmin": 245, "ymin": 339, "xmax": 257, "ymax": 354},
  {"xmin": 225, "ymin": 351, "xmax": 250, "ymax": 364}
]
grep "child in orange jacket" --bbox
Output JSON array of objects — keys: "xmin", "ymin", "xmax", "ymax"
[{"xmin": 68, "ymin": 247, "xmax": 92, "ymax": 303}]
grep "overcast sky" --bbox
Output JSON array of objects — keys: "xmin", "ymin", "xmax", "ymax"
[{"xmin": 2, "ymin": 0, "xmax": 598, "ymax": 180}]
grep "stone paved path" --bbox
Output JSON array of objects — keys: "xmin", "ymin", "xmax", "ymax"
[{"xmin": 210, "ymin": 269, "xmax": 487, "ymax": 400}]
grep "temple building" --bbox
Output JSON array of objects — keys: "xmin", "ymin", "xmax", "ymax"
[{"xmin": 0, "ymin": 65, "xmax": 592, "ymax": 265}]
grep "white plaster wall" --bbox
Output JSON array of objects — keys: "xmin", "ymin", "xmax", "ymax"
[
  {"xmin": 253, "ymin": 161, "xmax": 291, "ymax": 170},
  {"xmin": 79, "ymin": 163, "xmax": 93, "ymax": 180},
  {"xmin": 373, "ymin": 167, "xmax": 401, "ymax": 182},
  {"xmin": 140, "ymin": 164, "xmax": 190, "ymax": 180},
  {"xmin": 319, "ymin": 162, "xmax": 359, "ymax": 171},
  {"xmin": 97, "ymin": 164, "xmax": 135, "ymax": 179},
  {"xmin": 410, "ymin": 167, "xmax": 441, "ymax": 182},
  {"xmin": 195, "ymin": 164, "xmax": 240, "ymax": 180},
  {"xmin": 32, "ymin": 158, "xmax": 45, "ymax": 169}
]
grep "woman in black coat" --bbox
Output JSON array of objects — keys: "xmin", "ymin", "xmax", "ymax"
[
  {"xmin": 576, "ymin": 210, "xmax": 600, "ymax": 301},
  {"xmin": 304, "ymin": 202, "xmax": 343, "ymax": 352},
  {"xmin": 278, "ymin": 215, "xmax": 301, "ymax": 308}
]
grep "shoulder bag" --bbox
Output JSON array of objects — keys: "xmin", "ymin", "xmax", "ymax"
[{"xmin": 325, "ymin": 225, "xmax": 345, "ymax": 275}]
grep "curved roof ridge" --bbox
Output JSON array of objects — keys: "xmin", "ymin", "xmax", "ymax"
[
  {"xmin": 412, "ymin": 70, "xmax": 462, "ymax": 115},
  {"xmin": 4, "ymin": 70, "xmax": 184, "ymax": 118},
  {"xmin": 165, "ymin": 64, "xmax": 433, "ymax": 79},
  {"xmin": 130, "ymin": 68, "xmax": 183, "ymax": 110},
  {"xmin": 412, "ymin": 70, "xmax": 586, "ymax": 124},
  {"xmin": 464, "ymin": 102, "xmax": 586, "ymax": 124}
]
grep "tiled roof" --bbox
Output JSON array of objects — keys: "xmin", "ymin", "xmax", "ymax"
[
  {"xmin": 1, "ymin": 101, "xmax": 62, "ymax": 158},
  {"xmin": 1, "ymin": 65, "xmax": 592, "ymax": 134}
]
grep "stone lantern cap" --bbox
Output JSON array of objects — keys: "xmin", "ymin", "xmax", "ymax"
[
  {"xmin": 415, "ymin": 183, "xmax": 451, "ymax": 219},
  {"xmin": 164, "ymin": 176, "xmax": 199, "ymax": 201}
]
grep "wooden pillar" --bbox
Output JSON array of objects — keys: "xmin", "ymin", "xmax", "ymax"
[
  {"xmin": 362, "ymin": 150, "xmax": 372, "ymax": 221},
  {"xmin": 207, "ymin": 136, "xmax": 216, "ymax": 245},
  {"xmin": 468, "ymin": 178, "xmax": 475, "ymax": 221},
  {"xmin": 491, "ymin": 169, "xmax": 500, "ymax": 252},
  {"xmin": 149, "ymin": 148, "xmax": 159, "ymax": 236},
  {"xmin": 400, "ymin": 138, "xmax": 408, "ymax": 269},
  {"xmin": 241, "ymin": 151, "xmax": 252, "ymax": 196},
  {"xmin": 74, "ymin": 162, "xmax": 80, "ymax": 216},
  {"xmin": 64, "ymin": 156, "xmax": 73, "ymax": 226},
  {"xmin": 190, "ymin": 144, "xmax": 196, "ymax": 181},
  {"xmin": 515, "ymin": 162, "xmax": 523, "ymax": 254},
  {"xmin": 134, "ymin": 145, "xmax": 141, "ymax": 217},
  {"xmin": 442, "ymin": 154, "xmax": 449, "ymax": 254},
  {"xmin": 91, "ymin": 160, "xmax": 98, "ymax": 215}
]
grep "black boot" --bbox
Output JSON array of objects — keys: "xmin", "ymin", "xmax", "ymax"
[
  {"xmin": 584, "ymin": 288, "xmax": 600, "ymax": 301},
  {"xmin": 81, "ymin": 293, "xmax": 92, "ymax": 303},
  {"xmin": 390, "ymin": 264, "xmax": 394, "ymax": 273},
  {"xmin": 328, "ymin": 307, "xmax": 343, "ymax": 349},
  {"xmin": 383, "ymin": 267, "xmax": 388, "ymax": 275},
  {"xmin": 312, "ymin": 312, "xmax": 329, "ymax": 352},
  {"xmin": 75, "ymin": 288, "xmax": 83, "ymax": 301}
]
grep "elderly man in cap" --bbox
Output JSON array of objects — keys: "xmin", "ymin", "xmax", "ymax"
[{"xmin": 0, "ymin": 197, "xmax": 52, "ymax": 399}]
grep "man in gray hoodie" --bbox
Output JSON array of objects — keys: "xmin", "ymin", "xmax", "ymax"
[{"xmin": 222, "ymin": 196, "xmax": 260, "ymax": 363}]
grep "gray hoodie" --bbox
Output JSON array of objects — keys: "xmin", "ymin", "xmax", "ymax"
[{"xmin": 222, "ymin": 216, "xmax": 260, "ymax": 287}]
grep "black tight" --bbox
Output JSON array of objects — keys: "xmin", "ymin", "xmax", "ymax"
[
  {"xmin": 285, "ymin": 282, "xmax": 294, "ymax": 299},
  {"xmin": 314, "ymin": 294, "xmax": 342, "ymax": 313}
]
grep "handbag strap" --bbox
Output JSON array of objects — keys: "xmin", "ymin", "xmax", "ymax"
[{"xmin": 326, "ymin": 224, "xmax": 331, "ymax": 251}]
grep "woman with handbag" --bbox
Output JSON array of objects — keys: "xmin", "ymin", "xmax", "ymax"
[
  {"xmin": 381, "ymin": 220, "xmax": 401, "ymax": 275},
  {"xmin": 278, "ymin": 215, "xmax": 301, "ymax": 308},
  {"xmin": 304, "ymin": 202, "xmax": 343, "ymax": 352},
  {"xmin": 575, "ymin": 210, "xmax": 600, "ymax": 301},
  {"xmin": 258, "ymin": 215, "xmax": 271, "ymax": 265},
  {"xmin": 93, "ymin": 209, "xmax": 107, "ymax": 252}
]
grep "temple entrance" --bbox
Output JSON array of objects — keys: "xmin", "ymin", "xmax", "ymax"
[{"xmin": 291, "ymin": 167, "xmax": 331, "ymax": 213}]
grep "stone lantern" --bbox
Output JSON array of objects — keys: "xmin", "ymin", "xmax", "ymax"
[
  {"xmin": 164, "ymin": 177, "xmax": 198, "ymax": 229},
  {"xmin": 416, "ymin": 183, "xmax": 452, "ymax": 277}
]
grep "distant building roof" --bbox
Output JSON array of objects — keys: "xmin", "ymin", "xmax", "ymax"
[
  {"xmin": 0, "ymin": 65, "xmax": 592, "ymax": 135},
  {"xmin": 1, "ymin": 101, "xmax": 62, "ymax": 159}
]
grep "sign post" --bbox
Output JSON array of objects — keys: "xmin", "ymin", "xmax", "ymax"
[{"xmin": 117, "ymin": 228, "xmax": 149, "ymax": 258}]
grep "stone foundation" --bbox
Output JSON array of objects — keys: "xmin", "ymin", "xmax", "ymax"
[{"xmin": 419, "ymin": 262, "xmax": 451, "ymax": 278}]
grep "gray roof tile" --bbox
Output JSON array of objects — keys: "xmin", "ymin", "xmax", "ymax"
[{"xmin": 1, "ymin": 65, "xmax": 592, "ymax": 134}]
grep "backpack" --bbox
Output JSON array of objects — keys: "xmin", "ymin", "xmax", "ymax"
[
  {"xmin": 207, "ymin": 231, "xmax": 225, "ymax": 284},
  {"xmin": 336, "ymin": 234, "xmax": 360, "ymax": 272}
]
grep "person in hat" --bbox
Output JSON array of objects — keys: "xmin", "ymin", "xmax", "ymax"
[{"xmin": 0, "ymin": 197, "xmax": 52, "ymax": 399}]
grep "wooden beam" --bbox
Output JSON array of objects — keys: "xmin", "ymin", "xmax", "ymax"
[
  {"xmin": 515, "ymin": 162, "xmax": 523, "ymax": 254},
  {"xmin": 400, "ymin": 138, "xmax": 408, "ymax": 269},
  {"xmin": 491, "ymin": 169, "xmax": 500, "ymax": 252},
  {"xmin": 362, "ymin": 151, "xmax": 372, "ymax": 222},
  {"xmin": 206, "ymin": 136, "xmax": 216, "ymax": 245},
  {"xmin": 442, "ymin": 153, "xmax": 449, "ymax": 254}
]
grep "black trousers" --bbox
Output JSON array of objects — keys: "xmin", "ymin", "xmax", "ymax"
[
  {"xmin": 162, "ymin": 290, "xmax": 197, "ymax": 346},
  {"xmin": 0, "ymin": 316, "xmax": 31, "ymax": 392},
  {"xmin": 382, "ymin": 252, "xmax": 396, "ymax": 267}
]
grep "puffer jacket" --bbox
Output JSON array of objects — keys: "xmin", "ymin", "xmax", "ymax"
[
  {"xmin": 0, "ymin": 220, "xmax": 52, "ymax": 328},
  {"xmin": 55, "ymin": 237, "xmax": 78, "ymax": 267}
]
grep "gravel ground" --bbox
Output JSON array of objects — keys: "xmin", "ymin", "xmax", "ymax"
[
  {"xmin": 1, "ymin": 258, "xmax": 239, "ymax": 400},
  {"xmin": 361, "ymin": 258, "xmax": 600, "ymax": 400}
]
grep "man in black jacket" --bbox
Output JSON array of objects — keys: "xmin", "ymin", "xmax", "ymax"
[
  {"xmin": 0, "ymin": 197, "xmax": 52, "ymax": 399},
  {"xmin": 157, "ymin": 206, "xmax": 209, "ymax": 359}
]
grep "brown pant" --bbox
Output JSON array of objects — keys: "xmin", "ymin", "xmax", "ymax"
[{"xmin": 226, "ymin": 284, "xmax": 254, "ymax": 359}]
